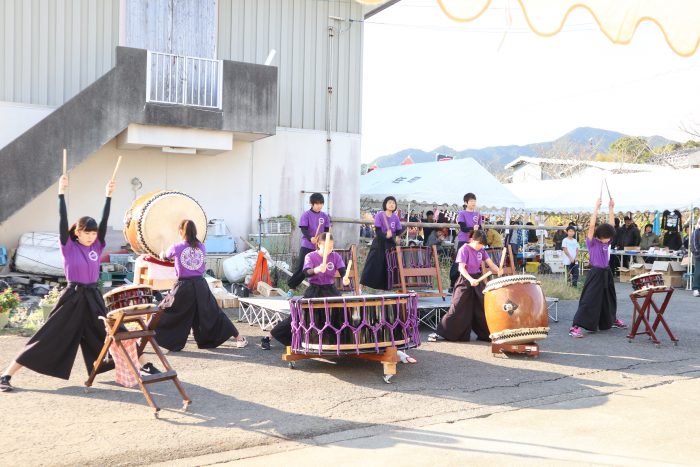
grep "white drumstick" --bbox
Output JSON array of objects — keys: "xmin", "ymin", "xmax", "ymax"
[{"xmin": 111, "ymin": 156, "xmax": 123, "ymax": 182}]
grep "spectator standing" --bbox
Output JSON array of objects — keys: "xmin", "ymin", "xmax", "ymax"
[
  {"xmin": 691, "ymin": 219, "xmax": 700, "ymax": 297},
  {"xmin": 561, "ymin": 226, "xmax": 580, "ymax": 287}
]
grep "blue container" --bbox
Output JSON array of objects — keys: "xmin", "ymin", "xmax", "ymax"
[
  {"xmin": 0, "ymin": 246, "xmax": 7, "ymax": 266},
  {"xmin": 204, "ymin": 236, "xmax": 236, "ymax": 254}
]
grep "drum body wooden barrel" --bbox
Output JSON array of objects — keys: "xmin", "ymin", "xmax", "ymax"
[
  {"xmin": 483, "ymin": 275, "xmax": 549, "ymax": 344},
  {"xmin": 289, "ymin": 294, "xmax": 420, "ymax": 355},
  {"xmin": 123, "ymin": 190, "xmax": 207, "ymax": 257}
]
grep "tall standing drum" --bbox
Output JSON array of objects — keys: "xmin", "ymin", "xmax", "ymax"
[
  {"xmin": 124, "ymin": 191, "xmax": 207, "ymax": 257},
  {"xmin": 483, "ymin": 275, "xmax": 549, "ymax": 344}
]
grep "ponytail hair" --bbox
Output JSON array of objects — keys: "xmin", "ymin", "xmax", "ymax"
[
  {"xmin": 179, "ymin": 219, "xmax": 198, "ymax": 248},
  {"xmin": 69, "ymin": 216, "xmax": 98, "ymax": 240}
]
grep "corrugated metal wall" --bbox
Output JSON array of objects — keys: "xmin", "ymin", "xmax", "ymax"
[
  {"xmin": 0, "ymin": 0, "xmax": 119, "ymax": 107},
  {"xmin": 217, "ymin": 0, "xmax": 364, "ymax": 135}
]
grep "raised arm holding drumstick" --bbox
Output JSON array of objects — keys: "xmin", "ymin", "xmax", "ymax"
[
  {"xmin": 0, "ymin": 166, "xmax": 159, "ymax": 392},
  {"xmin": 568, "ymin": 194, "xmax": 626, "ymax": 339}
]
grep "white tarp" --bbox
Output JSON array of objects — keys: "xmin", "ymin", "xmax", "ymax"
[
  {"xmin": 14, "ymin": 232, "xmax": 64, "ymax": 276},
  {"xmin": 360, "ymin": 158, "xmax": 524, "ymax": 209},
  {"xmin": 508, "ymin": 168, "xmax": 700, "ymax": 213}
]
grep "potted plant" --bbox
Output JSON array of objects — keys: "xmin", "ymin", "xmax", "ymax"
[
  {"xmin": 39, "ymin": 287, "xmax": 62, "ymax": 321},
  {"xmin": 0, "ymin": 286, "xmax": 21, "ymax": 329}
]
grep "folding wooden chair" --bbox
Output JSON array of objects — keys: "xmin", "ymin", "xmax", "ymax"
[
  {"xmin": 334, "ymin": 244, "xmax": 361, "ymax": 295},
  {"xmin": 389, "ymin": 245, "xmax": 446, "ymax": 299},
  {"xmin": 85, "ymin": 305, "xmax": 191, "ymax": 416},
  {"xmin": 482, "ymin": 245, "xmax": 517, "ymax": 278}
]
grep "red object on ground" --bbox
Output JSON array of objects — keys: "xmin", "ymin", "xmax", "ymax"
[{"xmin": 248, "ymin": 251, "xmax": 270, "ymax": 291}]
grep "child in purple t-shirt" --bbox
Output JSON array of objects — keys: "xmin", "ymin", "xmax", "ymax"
[
  {"xmin": 264, "ymin": 234, "xmax": 348, "ymax": 350},
  {"xmin": 287, "ymin": 193, "xmax": 331, "ymax": 290},
  {"xmin": 359, "ymin": 196, "xmax": 404, "ymax": 291},
  {"xmin": 569, "ymin": 197, "xmax": 627, "ymax": 338},
  {"xmin": 156, "ymin": 220, "xmax": 247, "ymax": 351},
  {"xmin": 431, "ymin": 230, "xmax": 502, "ymax": 342},
  {"xmin": 1, "ymin": 175, "xmax": 158, "ymax": 393},
  {"xmin": 450, "ymin": 193, "xmax": 483, "ymax": 289}
]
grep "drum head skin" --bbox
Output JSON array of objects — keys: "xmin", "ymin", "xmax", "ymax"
[{"xmin": 124, "ymin": 191, "xmax": 207, "ymax": 256}]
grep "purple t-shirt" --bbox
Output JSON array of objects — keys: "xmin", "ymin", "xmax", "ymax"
[
  {"xmin": 299, "ymin": 209, "xmax": 331, "ymax": 250},
  {"xmin": 61, "ymin": 238, "xmax": 105, "ymax": 284},
  {"xmin": 166, "ymin": 240, "xmax": 206, "ymax": 278},
  {"xmin": 303, "ymin": 251, "xmax": 345, "ymax": 286},
  {"xmin": 585, "ymin": 237, "xmax": 611, "ymax": 269},
  {"xmin": 455, "ymin": 243, "xmax": 490, "ymax": 275},
  {"xmin": 374, "ymin": 212, "xmax": 402, "ymax": 235},
  {"xmin": 457, "ymin": 210, "xmax": 482, "ymax": 243}
]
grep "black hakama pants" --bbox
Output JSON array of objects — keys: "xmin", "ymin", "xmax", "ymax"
[
  {"xmin": 360, "ymin": 235, "xmax": 395, "ymax": 290},
  {"xmin": 156, "ymin": 276, "xmax": 238, "ymax": 351},
  {"xmin": 436, "ymin": 275, "xmax": 490, "ymax": 341},
  {"xmin": 572, "ymin": 266, "xmax": 617, "ymax": 331},
  {"xmin": 15, "ymin": 283, "xmax": 114, "ymax": 380},
  {"xmin": 270, "ymin": 283, "xmax": 341, "ymax": 346},
  {"xmin": 287, "ymin": 246, "xmax": 315, "ymax": 289}
]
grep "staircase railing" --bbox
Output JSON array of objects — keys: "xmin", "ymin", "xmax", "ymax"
[{"xmin": 146, "ymin": 51, "xmax": 223, "ymax": 109}]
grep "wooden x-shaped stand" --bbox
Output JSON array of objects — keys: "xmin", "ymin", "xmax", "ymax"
[
  {"xmin": 627, "ymin": 289, "xmax": 679, "ymax": 347},
  {"xmin": 85, "ymin": 305, "xmax": 191, "ymax": 416}
]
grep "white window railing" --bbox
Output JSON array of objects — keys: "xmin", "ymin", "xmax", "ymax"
[{"xmin": 146, "ymin": 51, "xmax": 223, "ymax": 109}]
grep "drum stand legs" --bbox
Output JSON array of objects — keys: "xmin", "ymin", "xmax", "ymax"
[
  {"xmin": 282, "ymin": 346, "xmax": 400, "ymax": 383},
  {"xmin": 491, "ymin": 342, "xmax": 540, "ymax": 358}
]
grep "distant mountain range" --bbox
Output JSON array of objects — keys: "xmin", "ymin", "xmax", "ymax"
[{"xmin": 368, "ymin": 127, "xmax": 676, "ymax": 170}]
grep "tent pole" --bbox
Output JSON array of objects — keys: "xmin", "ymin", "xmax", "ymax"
[{"xmin": 688, "ymin": 205, "xmax": 694, "ymax": 291}]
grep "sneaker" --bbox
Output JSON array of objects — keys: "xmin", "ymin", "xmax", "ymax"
[
  {"xmin": 235, "ymin": 336, "xmax": 248, "ymax": 348},
  {"xmin": 612, "ymin": 319, "xmax": 628, "ymax": 329},
  {"xmin": 139, "ymin": 362, "xmax": 162, "ymax": 377},
  {"xmin": 569, "ymin": 326, "xmax": 584, "ymax": 338},
  {"xmin": 427, "ymin": 333, "xmax": 442, "ymax": 342},
  {"xmin": 0, "ymin": 375, "xmax": 13, "ymax": 392},
  {"xmin": 694, "ymin": 290, "xmax": 700, "ymax": 297},
  {"xmin": 261, "ymin": 336, "xmax": 271, "ymax": 350}
]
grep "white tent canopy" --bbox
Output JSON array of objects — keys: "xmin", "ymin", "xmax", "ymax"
[
  {"xmin": 360, "ymin": 158, "xmax": 524, "ymax": 209},
  {"xmin": 508, "ymin": 168, "xmax": 700, "ymax": 214}
]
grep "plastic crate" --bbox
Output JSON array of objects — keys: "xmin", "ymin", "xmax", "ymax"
[
  {"xmin": 259, "ymin": 218, "xmax": 292, "ymax": 234},
  {"xmin": 109, "ymin": 254, "xmax": 133, "ymax": 267}
]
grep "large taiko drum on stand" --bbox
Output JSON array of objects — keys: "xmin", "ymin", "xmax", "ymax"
[
  {"xmin": 483, "ymin": 275, "xmax": 549, "ymax": 344},
  {"xmin": 289, "ymin": 294, "xmax": 420, "ymax": 355},
  {"xmin": 124, "ymin": 190, "xmax": 207, "ymax": 257}
]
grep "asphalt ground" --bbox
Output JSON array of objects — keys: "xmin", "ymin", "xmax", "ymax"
[{"xmin": 1, "ymin": 281, "xmax": 698, "ymax": 466}]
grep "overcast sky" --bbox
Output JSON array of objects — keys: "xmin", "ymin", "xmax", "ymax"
[{"xmin": 360, "ymin": 0, "xmax": 700, "ymax": 162}]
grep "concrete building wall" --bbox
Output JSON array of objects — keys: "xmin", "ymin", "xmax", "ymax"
[
  {"xmin": 217, "ymin": 0, "xmax": 364, "ymax": 135},
  {"xmin": 0, "ymin": 101, "xmax": 55, "ymax": 149},
  {"xmin": 0, "ymin": 128, "xmax": 359, "ymax": 252},
  {"xmin": 0, "ymin": 0, "xmax": 120, "ymax": 107}
]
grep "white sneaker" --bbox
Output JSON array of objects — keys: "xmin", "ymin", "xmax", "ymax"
[
  {"xmin": 694, "ymin": 290, "xmax": 700, "ymax": 297},
  {"xmin": 427, "ymin": 333, "xmax": 442, "ymax": 342}
]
